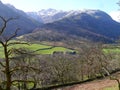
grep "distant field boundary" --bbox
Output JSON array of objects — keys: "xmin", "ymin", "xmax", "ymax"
[
  {"xmin": 34, "ymin": 46, "xmax": 55, "ymax": 52},
  {"xmin": 31, "ymin": 68, "xmax": 120, "ymax": 90}
]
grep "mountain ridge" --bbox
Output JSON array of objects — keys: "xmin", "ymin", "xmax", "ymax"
[
  {"xmin": 21, "ymin": 9, "xmax": 120, "ymax": 43},
  {"xmin": 27, "ymin": 9, "xmax": 114, "ymax": 24}
]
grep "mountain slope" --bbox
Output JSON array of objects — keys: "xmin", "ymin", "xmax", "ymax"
[
  {"xmin": 22, "ymin": 10, "xmax": 120, "ymax": 43},
  {"xmin": 0, "ymin": 1, "xmax": 40, "ymax": 36},
  {"xmin": 52, "ymin": 10, "xmax": 120, "ymax": 40}
]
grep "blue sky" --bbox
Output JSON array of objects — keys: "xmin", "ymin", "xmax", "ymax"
[{"xmin": 1, "ymin": 0, "xmax": 119, "ymax": 13}]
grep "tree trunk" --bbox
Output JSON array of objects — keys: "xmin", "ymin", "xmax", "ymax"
[{"xmin": 4, "ymin": 45, "xmax": 11, "ymax": 90}]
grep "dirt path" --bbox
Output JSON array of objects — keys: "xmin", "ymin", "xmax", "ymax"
[{"xmin": 59, "ymin": 79, "xmax": 118, "ymax": 90}]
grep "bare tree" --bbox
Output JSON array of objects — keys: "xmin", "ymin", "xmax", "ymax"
[
  {"xmin": 78, "ymin": 43, "xmax": 112, "ymax": 79},
  {"xmin": 11, "ymin": 48, "xmax": 39, "ymax": 90},
  {"xmin": 0, "ymin": 16, "xmax": 29, "ymax": 90}
]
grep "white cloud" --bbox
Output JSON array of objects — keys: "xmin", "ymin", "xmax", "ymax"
[{"xmin": 109, "ymin": 11, "xmax": 120, "ymax": 22}]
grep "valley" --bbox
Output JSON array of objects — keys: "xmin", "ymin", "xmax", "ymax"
[{"xmin": 0, "ymin": 0, "xmax": 120, "ymax": 90}]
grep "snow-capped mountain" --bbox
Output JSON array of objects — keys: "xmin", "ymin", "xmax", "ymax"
[
  {"xmin": 24, "ymin": 9, "xmax": 120, "ymax": 43},
  {"xmin": 38, "ymin": 8, "xmax": 62, "ymax": 16},
  {"xmin": 27, "ymin": 9, "xmax": 113, "ymax": 23},
  {"xmin": 27, "ymin": 12, "xmax": 43, "ymax": 23},
  {"xmin": 27, "ymin": 9, "xmax": 67, "ymax": 23}
]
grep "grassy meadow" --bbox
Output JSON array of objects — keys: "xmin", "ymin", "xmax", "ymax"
[
  {"xmin": 103, "ymin": 48, "xmax": 120, "ymax": 53},
  {"xmin": 102, "ymin": 44, "xmax": 120, "ymax": 55},
  {"xmin": 0, "ymin": 41, "xmax": 73, "ymax": 58}
]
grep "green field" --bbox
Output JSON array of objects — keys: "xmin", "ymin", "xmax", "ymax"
[
  {"xmin": 103, "ymin": 48, "xmax": 120, "ymax": 53},
  {"xmin": 0, "ymin": 42, "xmax": 74, "ymax": 58}
]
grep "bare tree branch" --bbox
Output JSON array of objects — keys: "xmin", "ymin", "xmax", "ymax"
[
  {"xmin": 0, "ymin": 16, "xmax": 7, "ymax": 35},
  {"xmin": 6, "ymin": 28, "xmax": 20, "ymax": 42},
  {"xmin": 0, "ymin": 16, "xmax": 18, "ymax": 36},
  {"xmin": 0, "ymin": 61, "xmax": 6, "ymax": 67},
  {"xmin": 10, "ymin": 65, "xmax": 40, "ymax": 74}
]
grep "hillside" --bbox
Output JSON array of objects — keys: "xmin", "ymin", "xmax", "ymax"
[
  {"xmin": 0, "ymin": 1, "xmax": 40, "ymax": 36},
  {"xmin": 22, "ymin": 10, "xmax": 120, "ymax": 43}
]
